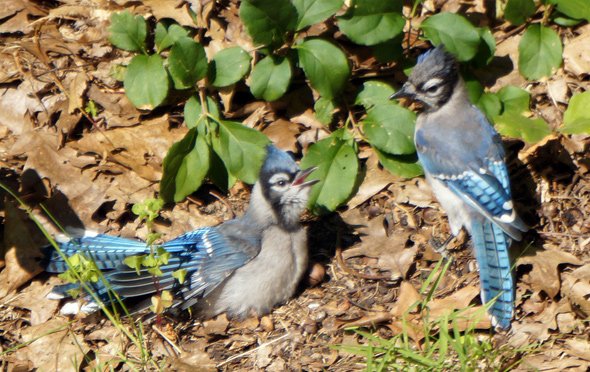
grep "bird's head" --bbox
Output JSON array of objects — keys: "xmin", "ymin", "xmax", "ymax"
[
  {"xmin": 390, "ymin": 45, "xmax": 459, "ymax": 111},
  {"xmin": 258, "ymin": 145, "xmax": 318, "ymax": 229}
]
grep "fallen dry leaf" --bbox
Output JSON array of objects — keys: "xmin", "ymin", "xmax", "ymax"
[
  {"xmin": 347, "ymin": 151, "xmax": 399, "ymax": 210},
  {"xmin": 16, "ymin": 318, "xmax": 88, "ymax": 371},
  {"xmin": 517, "ymin": 247, "xmax": 583, "ymax": 298},
  {"xmin": 343, "ymin": 215, "xmax": 416, "ymax": 280},
  {"xmin": 561, "ymin": 266, "xmax": 590, "ymax": 317},
  {"xmin": 0, "ymin": 200, "xmax": 46, "ymax": 298}
]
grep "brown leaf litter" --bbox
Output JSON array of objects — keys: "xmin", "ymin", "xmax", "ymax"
[{"xmin": 0, "ymin": 0, "xmax": 590, "ymax": 371}]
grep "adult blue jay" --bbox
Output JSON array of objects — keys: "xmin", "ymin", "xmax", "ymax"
[
  {"xmin": 391, "ymin": 46, "xmax": 527, "ymax": 329},
  {"xmin": 42, "ymin": 145, "xmax": 318, "ymax": 318}
]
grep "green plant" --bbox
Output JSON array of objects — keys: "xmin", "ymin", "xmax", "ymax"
[
  {"xmin": 108, "ymin": 1, "xmax": 588, "ymax": 214},
  {"xmin": 501, "ymin": 0, "xmax": 589, "ymax": 79},
  {"xmin": 338, "ymin": 259, "xmax": 539, "ymax": 370},
  {"xmin": 0, "ymin": 184, "xmax": 157, "ymax": 369}
]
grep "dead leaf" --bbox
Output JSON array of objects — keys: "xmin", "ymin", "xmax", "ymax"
[
  {"xmin": 67, "ymin": 71, "xmax": 88, "ymax": 114},
  {"xmin": 347, "ymin": 151, "xmax": 398, "ymax": 210},
  {"xmin": 563, "ymin": 24, "xmax": 590, "ymax": 77},
  {"xmin": 561, "ymin": 268, "xmax": 590, "ymax": 317},
  {"xmin": 343, "ymin": 215, "xmax": 416, "ymax": 279},
  {"xmin": 201, "ymin": 314, "xmax": 229, "ymax": 336},
  {"xmin": 565, "ymin": 338, "xmax": 590, "ymax": 362},
  {"xmin": 262, "ymin": 119, "xmax": 301, "ymax": 153},
  {"xmin": 390, "ymin": 178, "xmax": 434, "ymax": 208},
  {"xmin": 0, "ymin": 200, "xmax": 46, "ymax": 298},
  {"xmin": 391, "ymin": 281, "xmax": 422, "ymax": 318},
  {"xmin": 517, "ymin": 247, "xmax": 583, "ymax": 298},
  {"xmin": 16, "ymin": 319, "xmax": 88, "ymax": 371},
  {"xmin": 10, "ymin": 278, "xmax": 61, "ymax": 325}
]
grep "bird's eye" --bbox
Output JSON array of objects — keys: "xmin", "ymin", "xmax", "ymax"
[
  {"xmin": 277, "ymin": 180, "xmax": 287, "ymax": 187},
  {"xmin": 426, "ymin": 84, "xmax": 439, "ymax": 93}
]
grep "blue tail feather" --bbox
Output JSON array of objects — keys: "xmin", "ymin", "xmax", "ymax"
[{"xmin": 470, "ymin": 220, "xmax": 513, "ymax": 329}]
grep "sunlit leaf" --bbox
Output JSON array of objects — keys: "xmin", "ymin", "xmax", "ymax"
[
  {"xmin": 518, "ymin": 24, "xmax": 562, "ymax": 80},
  {"xmin": 124, "ymin": 54, "xmax": 169, "ymax": 110},
  {"xmin": 300, "ymin": 129, "xmax": 358, "ymax": 213},
  {"xmin": 337, "ymin": 0, "xmax": 404, "ymax": 46},
  {"xmin": 355, "ymin": 80, "xmax": 396, "ymax": 109},
  {"xmin": 210, "ymin": 46, "xmax": 252, "ymax": 87},
  {"xmin": 297, "ymin": 38, "xmax": 350, "ymax": 99},
  {"xmin": 362, "ymin": 103, "xmax": 416, "ymax": 155},
  {"xmin": 420, "ymin": 13, "xmax": 481, "ymax": 61},
  {"xmin": 109, "ymin": 11, "xmax": 147, "ymax": 52},
  {"xmin": 493, "ymin": 112, "xmax": 551, "ymax": 143},
  {"xmin": 374, "ymin": 148, "xmax": 423, "ymax": 178},
  {"xmin": 168, "ymin": 37, "xmax": 208, "ymax": 89},
  {"xmin": 560, "ymin": 91, "xmax": 590, "ymax": 134},
  {"xmin": 293, "ymin": 0, "xmax": 344, "ymax": 30},
  {"xmin": 211, "ymin": 120, "xmax": 270, "ymax": 184},
  {"xmin": 240, "ymin": 0, "xmax": 297, "ymax": 47},
  {"xmin": 155, "ymin": 23, "xmax": 189, "ymax": 52},
  {"xmin": 249, "ymin": 56, "xmax": 292, "ymax": 101}
]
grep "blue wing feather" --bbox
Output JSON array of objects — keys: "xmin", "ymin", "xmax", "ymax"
[{"xmin": 43, "ymin": 227, "xmax": 253, "ymax": 313}]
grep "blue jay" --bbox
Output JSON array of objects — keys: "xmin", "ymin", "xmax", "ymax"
[
  {"xmin": 42, "ymin": 145, "xmax": 319, "ymax": 318},
  {"xmin": 391, "ymin": 46, "xmax": 527, "ymax": 329}
]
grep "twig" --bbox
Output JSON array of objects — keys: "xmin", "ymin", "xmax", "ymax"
[
  {"xmin": 152, "ymin": 325, "xmax": 182, "ymax": 355},
  {"xmin": 217, "ymin": 332, "xmax": 291, "ymax": 367}
]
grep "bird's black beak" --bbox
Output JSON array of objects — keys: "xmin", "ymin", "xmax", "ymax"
[
  {"xmin": 292, "ymin": 167, "xmax": 319, "ymax": 188},
  {"xmin": 390, "ymin": 83, "xmax": 415, "ymax": 101}
]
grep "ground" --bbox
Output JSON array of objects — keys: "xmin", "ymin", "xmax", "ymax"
[{"xmin": 1, "ymin": 0, "xmax": 590, "ymax": 371}]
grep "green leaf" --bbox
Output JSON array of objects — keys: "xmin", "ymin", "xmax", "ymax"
[
  {"xmin": 355, "ymin": 80, "xmax": 395, "ymax": 109},
  {"xmin": 420, "ymin": 13, "xmax": 481, "ymax": 61},
  {"xmin": 464, "ymin": 77, "xmax": 483, "ymax": 103},
  {"xmin": 560, "ymin": 91, "xmax": 590, "ymax": 134},
  {"xmin": 474, "ymin": 27, "xmax": 496, "ymax": 65},
  {"xmin": 554, "ymin": 0, "xmax": 590, "ymax": 22},
  {"xmin": 371, "ymin": 35, "xmax": 404, "ymax": 63},
  {"xmin": 155, "ymin": 23, "xmax": 190, "ymax": 53},
  {"xmin": 374, "ymin": 148, "xmax": 423, "ymax": 178},
  {"xmin": 172, "ymin": 269, "xmax": 188, "ymax": 284},
  {"xmin": 174, "ymin": 131, "xmax": 211, "ymax": 202},
  {"xmin": 476, "ymin": 93, "xmax": 502, "ymax": 120},
  {"xmin": 160, "ymin": 126, "xmax": 211, "ymax": 202},
  {"xmin": 184, "ymin": 95, "xmax": 220, "ymax": 129},
  {"xmin": 239, "ymin": 0, "xmax": 297, "ymax": 47},
  {"xmin": 297, "ymin": 39, "xmax": 350, "ymax": 99},
  {"xmin": 362, "ymin": 103, "xmax": 416, "ymax": 155},
  {"xmin": 208, "ymin": 147, "xmax": 235, "ymax": 190},
  {"xmin": 504, "ymin": 0, "xmax": 536, "ymax": 25},
  {"xmin": 552, "ymin": 15, "xmax": 583, "ymax": 27},
  {"xmin": 493, "ymin": 112, "xmax": 551, "ymax": 143},
  {"xmin": 124, "ymin": 255, "xmax": 144, "ymax": 275},
  {"xmin": 337, "ymin": 0, "xmax": 404, "ymax": 46},
  {"xmin": 211, "ymin": 120, "xmax": 270, "ymax": 184},
  {"xmin": 293, "ymin": 0, "xmax": 344, "ymax": 30},
  {"xmin": 518, "ymin": 24, "xmax": 563, "ymax": 80},
  {"xmin": 497, "ymin": 85, "xmax": 530, "ymax": 114},
  {"xmin": 300, "ymin": 129, "xmax": 359, "ymax": 213},
  {"xmin": 156, "ymin": 247, "xmax": 171, "ymax": 265},
  {"xmin": 249, "ymin": 56, "xmax": 292, "ymax": 101},
  {"xmin": 109, "ymin": 11, "xmax": 147, "ymax": 52},
  {"xmin": 314, "ymin": 97, "xmax": 336, "ymax": 125},
  {"xmin": 168, "ymin": 38, "xmax": 208, "ymax": 89},
  {"xmin": 210, "ymin": 46, "xmax": 252, "ymax": 87},
  {"xmin": 124, "ymin": 54, "xmax": 169, "ymax": 110}
]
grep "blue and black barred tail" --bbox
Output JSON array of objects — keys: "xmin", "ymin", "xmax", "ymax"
[
  {"xmin": 470, "ymin": 220, "xmax": 514, "ymax": 330},
  {"xmin": 42, "ymin": 232, "xmax": 150, "ymax": 273}
]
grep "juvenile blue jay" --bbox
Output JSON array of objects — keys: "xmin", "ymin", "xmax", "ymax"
[
  {"xmin": 42, "ymin": 145, "xmax": 318, "ymax": 318},
  {"xmin": 391, "ymin": 46, "xmax": 527, "ymax": 329}
]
